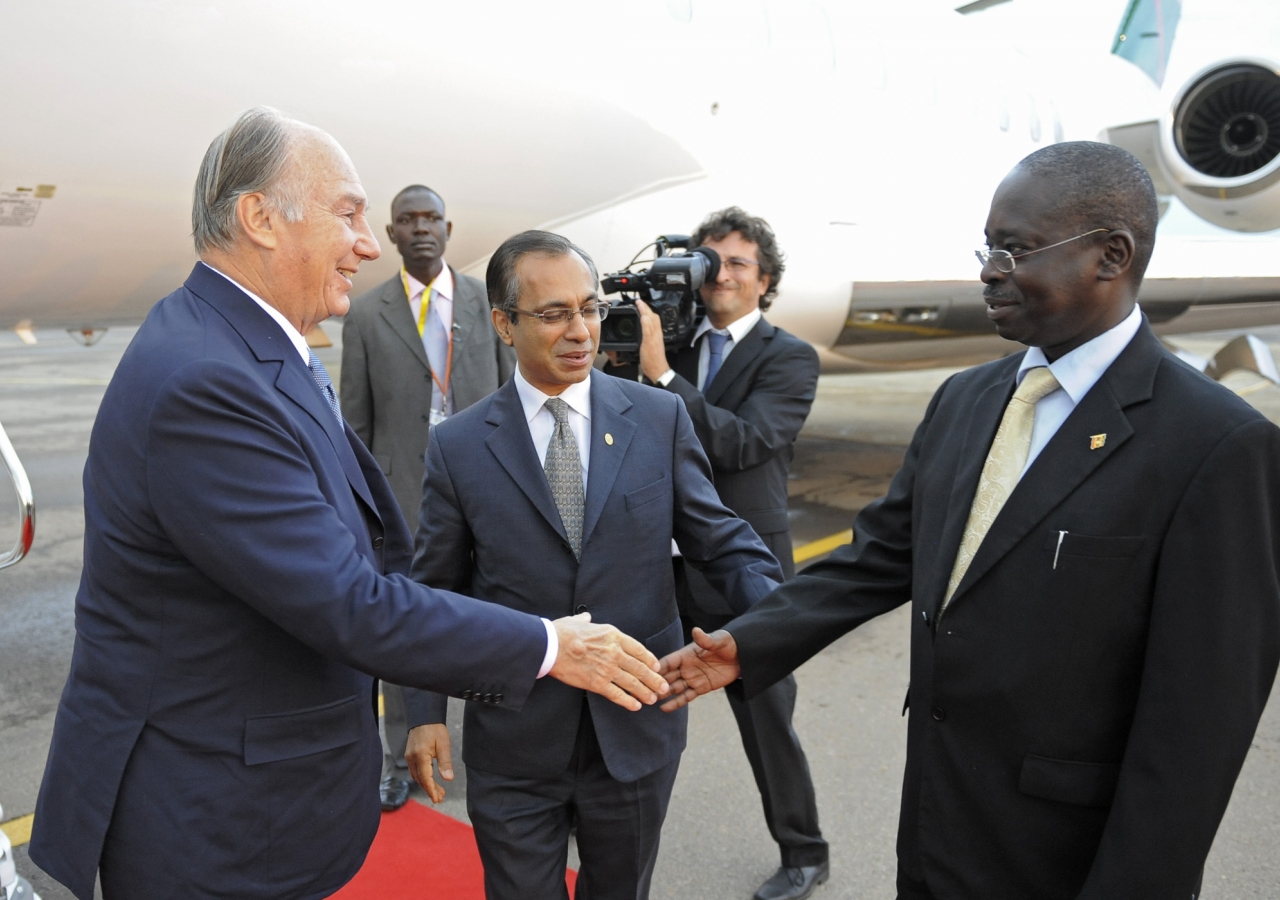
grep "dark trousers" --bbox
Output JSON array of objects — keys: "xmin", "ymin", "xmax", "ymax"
[
  {"xmin": 676, "ymin": 580, "xmax": 829, "ymax": 869},
  {"xmin": 465, "ymin": 703, "xmax": 680, "ymax": 900}
]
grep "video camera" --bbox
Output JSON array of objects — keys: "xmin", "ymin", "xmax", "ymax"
[{"xmin": 598, "ymin": 235, "xmax": 719, "ymax": 359}]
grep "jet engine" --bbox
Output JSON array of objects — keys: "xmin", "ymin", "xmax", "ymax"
[{"xmin": 1157, "ymin": 60, "xmax": 1280, "ymax": 231}]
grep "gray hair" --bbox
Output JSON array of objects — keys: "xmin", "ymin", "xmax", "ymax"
[
  {"xmin": 192, "ymin": 107, "xmax": 309, "ymax": 253},
  {"xmin": 485, "ymin": 230, "xmax": 598, "ymax": 319}
]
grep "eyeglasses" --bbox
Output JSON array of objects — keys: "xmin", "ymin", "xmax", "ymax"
[
  {"xmin": 975, "ymin": 228, "xmax": 1111, "ymax": 273},
  {"xmin": 508, "ymin": 302, "xmax": 610, "ymax": 326},
  {"xmin": 722, "ymin": 257, "xmax": 760, "ymax": 274}
]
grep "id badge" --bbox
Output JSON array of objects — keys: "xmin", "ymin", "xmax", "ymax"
[{"xmin": 429, "ymin": 408, "xmax": 448, "ymax": 427}]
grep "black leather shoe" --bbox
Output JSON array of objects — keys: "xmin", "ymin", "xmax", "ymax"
[
  {"xmin": 379, "ymin": 775, "xmax": 410, "ymax": 811},
  {"xmin": 753, "ymin": 861, "xmax": 830, "ymax": 900}
]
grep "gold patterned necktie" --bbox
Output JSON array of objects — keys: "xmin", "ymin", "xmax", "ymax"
[
  {"xmin": 940, "ymin": 366, "xmax": 1061, "ymax": 614},
  {"xmin": 544, "ymin": 397, "xmax": 585, "ymax": 558}
]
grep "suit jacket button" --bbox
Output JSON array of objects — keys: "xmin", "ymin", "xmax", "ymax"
[
  {"xmin": 932, "ymin": 706, "xmax": 946, "ymax": 722},
  {"xmin": 421, "ymin": 414, "xmax": 429, "ymax": 423},
  {"xmin": 372, "ymin": 536, "xmax": 384, "ymax": 549},
  {"xmin": 494, "ymin": 693, "xmax": 503, "ymax": 703},
  {"xmin": 461, "ymin": 690, "xmax": 472, "ymax": 700},
  {"xmin": 482, "ymin": 693, "xmax": 493, "ymax": 702},
  {"xmin": 574, "ymin": 604, "xmax": 588, "ymax": 615}
]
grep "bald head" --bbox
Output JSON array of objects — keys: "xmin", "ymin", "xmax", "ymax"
[{"xmin": 1015, "ymin": 141, "xmax": 1160, "ymax": 284}]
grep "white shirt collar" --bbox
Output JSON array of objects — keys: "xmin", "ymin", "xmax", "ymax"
[
  {"xmin": 201, "ymin": 262, "xmax": 311, "ymax": 364},
  {"xmin": 513, "ymin": 366, "xmax": 593, "ymax": 423},
  {"xmin": 691, "ymin": 306, "xmax": 762, "ymax": 346},
  {"xmin": 1017, "ymin": 304, "xmax": 1143, "ymax": 403},
  {"xmin": 404, "ymin": 264, "xmax": 454, "ymax": 302}
]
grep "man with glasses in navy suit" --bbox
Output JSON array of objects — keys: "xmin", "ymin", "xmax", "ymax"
[{"xmin": 402, "ymin": 230, "xmax": 783, "ymax": 900}]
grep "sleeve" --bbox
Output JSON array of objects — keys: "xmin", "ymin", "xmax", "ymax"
[
  {"xmin": 669, "ymin": 394, "xmax": 786, "ymax": 615},
  {"xmin": 145, "ymin": 358, "xmax": 547, "ymax": 708},
  {"xmin": 339, "ymin": 310, "xmax": 374, "ymax": 448},
  {"xmin": 724, "ymin": 377, "xmax": 947, "ymax": 698},
  {"xmin": 1077, "ymin": 417, "xmax": 1280, "ymax": 898},
  {"xmin": 664, "ymin": 337, "xmax": 819, "ymax": 472},
  {"xmin": 405, "ymin": 429, "xmax": 480, "ymax": 727}
]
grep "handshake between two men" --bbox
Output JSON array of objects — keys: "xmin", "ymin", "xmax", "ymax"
[
  {"xmin": 407, "ymin": 618, "xmax": 739, "ymax": 804},
  {"xmin": 406, "ymin": 610, "xmax": 673, "ymax": 803},
  {"xmin": 554, "ymin": 617, "xmax": 742, "ymax": 716}
]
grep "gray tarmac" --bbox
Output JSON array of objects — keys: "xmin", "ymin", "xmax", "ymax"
[{"xmin": 0, "ymin": 322, "xmax": 1277, "ymax": 899}]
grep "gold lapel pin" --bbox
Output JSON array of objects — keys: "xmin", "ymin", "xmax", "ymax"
[
  {"xmin": 605, "ymin": 433, "xmax": 614, "ymax": 446},
  {"xmin": 1089, "ymin": 434, "xmax": 1107, "ymax": 450}
]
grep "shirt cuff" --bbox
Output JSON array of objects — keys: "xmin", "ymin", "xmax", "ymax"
[
  {"xmin": 656, "ymin": 369, "xmax": 676, "ymax": 387},
  {"xmin": 537, "ymin": 617, "xmax": 559, "ymax": 678}
]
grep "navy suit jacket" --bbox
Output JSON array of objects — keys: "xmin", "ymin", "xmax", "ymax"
[
  {"xmin": 404, "ymin": 374, "xmax": 783, "ymax": 782},
  {"xmin": 30, "ymin": 264, "xmax": 549, "ymax": 900}
]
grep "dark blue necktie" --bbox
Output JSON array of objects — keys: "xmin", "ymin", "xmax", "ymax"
[
  {"xmin": 704, "ymin": 331, "xmax": 729, "ymax": 391},
  {"xmin": 308, "ymin": 351, "xmax": 343, "ymax": 425}
]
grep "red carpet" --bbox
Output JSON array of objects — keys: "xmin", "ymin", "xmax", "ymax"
[{"xmin": 333, "ymin": 801, "xmax": 578, "ymax": 899}]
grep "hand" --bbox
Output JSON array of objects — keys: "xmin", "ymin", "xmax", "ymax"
[
  {"xmin": 405, "ymin": 723, "xmax": 453, "ymax": 804},
  {"xmin": 550, "ymin": 612, "xmax": 670, "ymax": 711},
  {"xmin": 658, "ymin": 627, "xmax": 741, "ymax": 712},
  {"xmin": 634, "ymin": 300, "xmax": 671, "ymax": 383}
]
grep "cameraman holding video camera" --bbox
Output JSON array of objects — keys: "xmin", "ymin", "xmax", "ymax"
[{"xmin": 627, "ymin": 207, "xmax": 828, "ymax": 900}]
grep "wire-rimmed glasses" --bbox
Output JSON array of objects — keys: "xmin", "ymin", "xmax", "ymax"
[
  {"xmin": 508, "ymin": 302, "xmax": 611, "ymax": 326},
  {"xmin": 975, "ymin": 228, "xmax": 1111, "ymax": 273}
]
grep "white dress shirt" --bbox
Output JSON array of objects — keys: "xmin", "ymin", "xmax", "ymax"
[
  {"xmin": 202, "ymin": 262, "xmax": 310, "ymax": 364},
  {"xmin": 403, "ymin": 264, "xmax": 455, "ymax": 334},
  {"xmin": 1016, "ymin": 304, "xmax": 1143, "ymax": 479},
  {"xmin": 513, "ymin": 367, "xmax": 595, "ymax": 677},
  {"xmin": 656, "ymin": 307, "xmax": 762, "ymax": 389}
]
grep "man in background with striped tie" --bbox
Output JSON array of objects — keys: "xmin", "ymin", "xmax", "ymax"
[
  {"xmin": 341, "ymin": 184, "xmax": 513, "ymax": 811},
  {"xmin": 658, "ymin": 142, "xmax": 1280, "ymax": 900}
]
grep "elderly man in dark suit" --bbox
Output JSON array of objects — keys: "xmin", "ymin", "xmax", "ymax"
[
  {"xmin": 28, "ymin": 108, "xmax": 668, "ymax": 900},
  {"xmin": 401, "ymin": 230, "xmax": 784, "ymax": 900},
  {"xmin": 626, "ymin": 207, "xmax": 828, "ymax": 900},
  {"xmin": 341, "ymin": 184, "xmax": 514, "ymax": 809},
  {"xmin": 660, "ymin": 142, "xmax": 1280, "ymax": 900}
]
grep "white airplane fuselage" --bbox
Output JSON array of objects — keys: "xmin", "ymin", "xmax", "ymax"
[{"xmin": 3, "ymin": 0, "xmax": 1279, "ymax": 370}]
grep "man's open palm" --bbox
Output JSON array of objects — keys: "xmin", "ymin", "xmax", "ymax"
[{"xmin": 658, "ymin": 627, "xmax": 741, "ymax": 712}]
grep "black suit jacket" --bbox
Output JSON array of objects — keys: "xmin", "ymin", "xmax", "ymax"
[
  {"xmin": 725, "ymin": 322, "xmax": 1280, "ymax": 899},
  {"xmin": 663, "ymin": 318, "xmax": 818, "ymax": 613}
]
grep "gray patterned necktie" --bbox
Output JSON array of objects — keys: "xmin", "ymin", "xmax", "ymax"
[
  {"xmin": 308, "ymin": 351, "xmax": 343, "ymax": 425},
  {"xmin": 543, "ymin": 397, "xmax": 584, "ymax": 558}
]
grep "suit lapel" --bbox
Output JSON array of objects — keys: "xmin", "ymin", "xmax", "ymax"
[
  {"xmin": 379, "ymin": 278, "xmax": 432, "ymax": 373},
  {"xmin": 484, "ymin": 380, "xmax": 569, "ymax": 542},
  {"xmin": 704, "ymin": 319, "xmax": 770, "ymax": 404},
  {"xmin": 582, "ymin": 376, "xmax": 637, "ymax": 546},
  {"xmin": 184, "ymin": 264, "xmax": 379, "ymax": 518},
  {"xmin": 943, "ymin": 325, "xmax": 1162, "ymax": 611}
]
